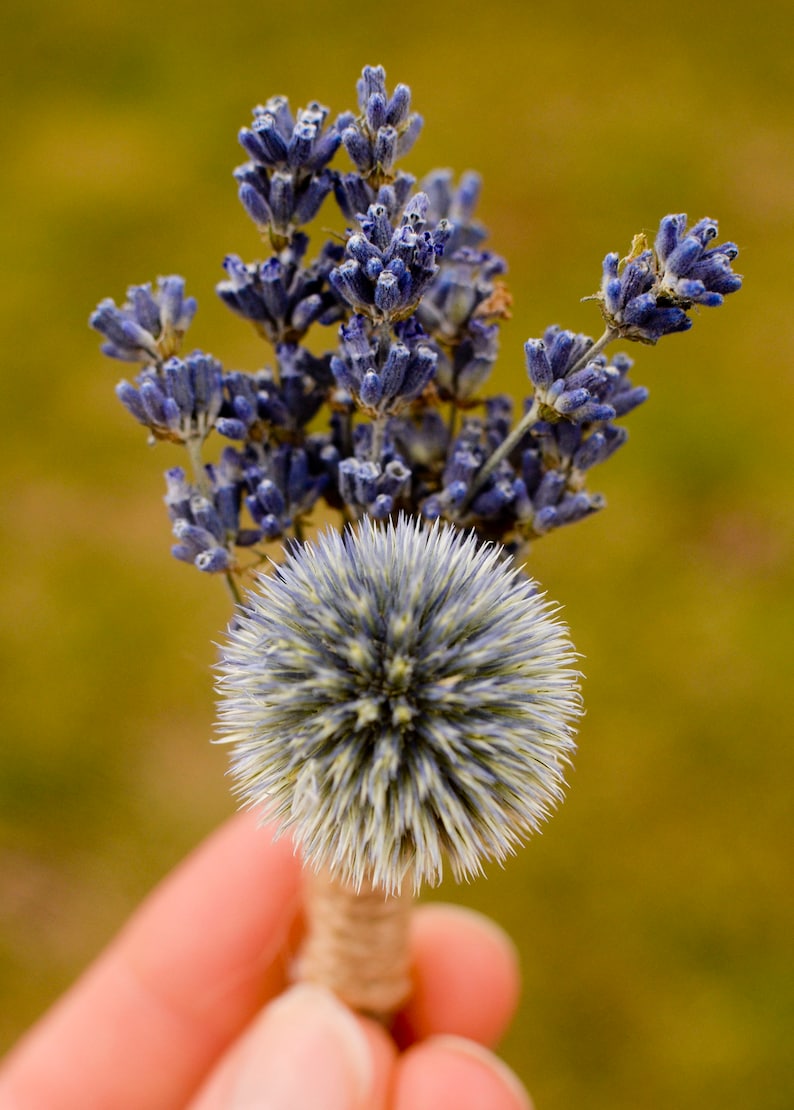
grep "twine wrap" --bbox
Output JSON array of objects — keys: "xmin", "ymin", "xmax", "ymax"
[{"xmin": 299, "ymin": 867, "xmax": 414, "ymax": 1020}]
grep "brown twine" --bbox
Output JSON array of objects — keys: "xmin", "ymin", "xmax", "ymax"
[{"xmin": 298, "ymin": 867, "xmax": 414, "ymax": 1021}]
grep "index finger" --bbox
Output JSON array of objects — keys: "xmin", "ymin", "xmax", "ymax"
[{"xmin": 0, "ymin": 810, "xmax": 303, "ymax": 1110}]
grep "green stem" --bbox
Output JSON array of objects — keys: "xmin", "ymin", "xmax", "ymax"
[
  {"xmin": 464, "ymin": 397, "xmax": 541, "ymax": 505},
  {"xmin": 446, "ymin": 401, "xmax": 459, "ymax": 444},
  {"xmin": 224, "ymin": 570, "xmax": 244, "ymax": 608},
  {"xmin": 185, "ymin": 435, "xmax": 211, "ymax": 497},
  {"xmin": 370, "ymin": 415, "xmax": 387, "ymax": 464}
]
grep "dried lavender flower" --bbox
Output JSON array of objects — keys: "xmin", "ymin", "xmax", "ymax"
[{"xmin": 216, "ymin": 515, "xmax": 581, "ymax": 895}]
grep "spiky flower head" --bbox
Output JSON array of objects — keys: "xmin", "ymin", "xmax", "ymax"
[{"xmin": 216, "ymin": 515, "xmax": 581, "ymax": 894}]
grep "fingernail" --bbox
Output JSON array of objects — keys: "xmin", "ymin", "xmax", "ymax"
[
  {"xmin": 229, "ymin": 984, "xmax": 373, "ymax": 1109},
  {"xmin": 431, "ymin": 1036, "xmax": 534, "ymax": 1110}
]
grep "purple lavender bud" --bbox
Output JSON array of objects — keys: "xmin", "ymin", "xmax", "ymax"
[
  {"xmin": 379, "ymin": 343, "xmax": 410, "ymax": 403},
  {"xmin": 287, "ymin": 120, "xmax": 315, "ymax": 169},
  {"xmin": 293, "ymin": 171, "xmax": 334, "ymax": 225},
  {"xmin": 342, "ymin": 125, "xmax": 372, "ymax": 171},
  {"xmin": 129, "ymin": 284, "xmax": 161, "ymax": 335},
  {"xmin": 196, "ymin": 547, "xmax": 233, "ymax": 573},
  {"xmin": 366, "ymin": 92, "xmax": 388, "ymax": 132},
  {"xmin": 380, "ymin": 458, "xmax": 411, "ymax": 498},
  {"xmin": 371, "ymin": 494, "xmax": 393, "ymax": 518},
  {"xmin": 268, "ymin": 172, "xmax": 295, "ymax": 231},
  {"xmin": 355, "ymin": 460, "xmax": 379, "ymax": 504},
  {"xmin": 254, "ymin": 479, "xmax": 286, "ymax": 517},
  {"xmin": 337, "ymin": 457, "xmax": 358, "ymax": 505},
  {"xmin": 329, "ymin": 260, "xmax": 371, "ymax": 312},
  {"xmin": 164, "ymin": 466, "xmax": 192, "ymax": 520},
  {"xmin": 555, "ymin": 388, "xmax": 592, "ymax": 415},
  {"xmin": 471, "ymin": 479, "xmax": 513, "ymax": 518},
  {"xmin": 115, "ymin": 380, "xmax": 148, "ymax": 424},
  {"xmin": 373, "ymin": 125, "xmax": 397, "ymax": 173},
  {"xmin": 395, "ymin": 113, "xmax": 423, "ymax": 159},
  {"xmin": 190, "ymin": 495, "xmax": 225, "ymax": 542},
  {"xmin": 358, "ymin": 65, "xmax": 387, "ymax": 108},
  {"xmin": 360, "ymin": 371, "xmax": 383, "ymax": 408},
  {"xmin": 534, "ymin": 470, "xmax": 566, "ymax": 509},
  {"xmin": 238, "ymin": 181, "xmax": 272, "ymax": 227},
  {"xmin": 164, "ymin": 357, "xmax": 194, "ymax": 416},
  {"xmin": 305, "ymin": 127, "xmax": 342, "ymax": 172},
  {"xmin": 260, "ymin": 258, "xmax": 289, "ymax": 321},
  {"xmin": 253, "ymin": 114, "xmax": 289, "ymax": 164},
  {"xmin": 238, "ymin": 126, "xmax": 269, "ymax": 163},
  {"xmin": 610, "ymin": 384, "xmax": 648, "ymax": 417},
  {"xmin": 572, "ymin": 433, "xmax": 608, "ymax": 471},
  {"xmin": 386, "ymin": 84, "xmax": 411, "ymax": 127},
  {"xmin": 347, "ymin": 233, "xmax": 382, "ymax": 267},
  {"xmin": 654, "ymin": 214, "xmax": 687, "ymax": 265},
  {"xmin": 361, "ymin": 204, "xmax": 394, "ymax": 252},
  {"xmin": 401, "ymin": 344, "xmax": 436, "ymax": 403},
  {"xmin": 216, "ymin": 418, "xmax": 248, "ymax": 440},
  {"xmin": 139, "ymin": 377, "xmax": 167, "ymax": 425},
  {"xmin": 525, "ymin": 339, "xmax": 553, "ymax": 390},
  {"xmin": 374, "ymin": 270, "xmax": 401, "ymax": 316}
]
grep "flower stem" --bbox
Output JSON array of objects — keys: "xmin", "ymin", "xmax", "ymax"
[
  {"xmin": 185, "ymin": 435, "xmax": 211, "ymax": 497},
  {"xmin": 464, "ymin": 327, "xmax": 616, "ymax": 506},
  {"xmin": 299, "ymin": 867, "xmax": 413, "ymax": 1022},
  {"xmin": 464, "ymin": 397, "xmax": 540, "ymax": 505},
  {"xmin": 224, "ymin": 570, "xmax": 244, "ymax": 608}
]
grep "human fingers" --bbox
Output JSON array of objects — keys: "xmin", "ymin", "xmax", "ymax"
[
  {"xmin": 0, "ymin": 811, "xmax": 303, "ymax": 1110},
  {"xmin": 189, "ymin": 983, "xmax": 396, "ymax": 1110},
  {"xmin": 394, "ymin": 903, "xmax": 521, "ymax": 1048},
  {"xmin": 393, "ymin": 1036, "xmax": 534, "ymax": 1110}
]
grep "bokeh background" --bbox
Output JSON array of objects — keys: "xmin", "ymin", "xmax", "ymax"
[{"xmin": 2, "ymin": 1, "xmax": 792, "ymax": 1106}]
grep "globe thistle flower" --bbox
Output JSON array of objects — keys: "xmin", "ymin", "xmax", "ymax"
[{"xmin": 216, "ymin": 515, "xmax": 581, "ymax": 895}]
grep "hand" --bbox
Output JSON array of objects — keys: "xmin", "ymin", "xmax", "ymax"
[{"xmin": 0, "ymin": 812, "xmax": 532, "ymax": 1109}]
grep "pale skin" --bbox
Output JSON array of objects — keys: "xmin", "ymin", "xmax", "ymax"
[{"xmin": 0, "ymin": 812, "xmax": 533, "ymax": 1110}]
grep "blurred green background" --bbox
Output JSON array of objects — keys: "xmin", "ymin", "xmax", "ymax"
[{"xmin": 2, "ymin": 0, "xmax": 792, "ymax": 1106}]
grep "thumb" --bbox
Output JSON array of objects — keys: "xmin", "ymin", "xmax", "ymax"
[{"xmin": 191, "ymin": 983, "xmax": 376, "ymax": 1109}]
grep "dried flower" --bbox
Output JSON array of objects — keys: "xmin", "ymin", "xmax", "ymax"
[{"xmin": 216, "ymin": 515, "xmax": 581, "ymax": 894}]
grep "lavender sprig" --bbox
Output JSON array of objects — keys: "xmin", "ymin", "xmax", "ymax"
[{"xmin": 90, "ymin": 64, "xmax": 742, "ymax": 580}]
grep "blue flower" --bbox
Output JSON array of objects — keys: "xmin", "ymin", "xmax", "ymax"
[
  {"xmin": 655, "ymin": 215, "xmax": 742, "ymax": 307},
  {"xmin": 90, "ymin": 276, "xmax": 196, "ymax": 364},
  {"xmin": 116, "ymin": 351, "xmax": 223, "ymax": 443},
  {"xmin": 598, "ymin": 214, "xmax": 742, "ymax": 344},
  {"xmin": 216, "ymin": 516, "xmax": 581, "ymax": 893},
  {"xmin": 329, "ymin": 193, "xmax": 451, "ymax": 324},
  {"xmin": 336, "ymin": 65, "xmax": 423, "ymax": 187},
  {"xmin": 242, "ymin": 443, "xmax": 328, "ymax": 541},
  {"xmin": 216, "ymin": 235, "xmax": 345, "ymax": 344},
  {"xmin": 235, "ymin": 97, "xmax": 341, "ymax": 245},
  {"xmin": 330, "ymin": 315, "xmax": 437, "ymax": 417}
]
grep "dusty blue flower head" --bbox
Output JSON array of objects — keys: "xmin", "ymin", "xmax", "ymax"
[
  {"xmin": 216, "ymin": 516, "xmax": 581, "ymax": 894},
  {"xmin": 329, "ymin": 193, "xmax": 451, "ymax": 324},
  {"xmin": 90, "ymin": 276, "xmax": 196, "ymax": 364},
  {"xmin": 597, "ymin": 214, "xmax": 742, "ymax": 343},
  {"xmin": 235, "ymin": 97, "xmax": 341, "ymax": 246},
  {"xmin": 336, "ymin": 64, "xmax": 423, "ymax": 186},
  {"xmin": 116, "ymin": 351, "xmax": 223, "ymax": 443}
]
